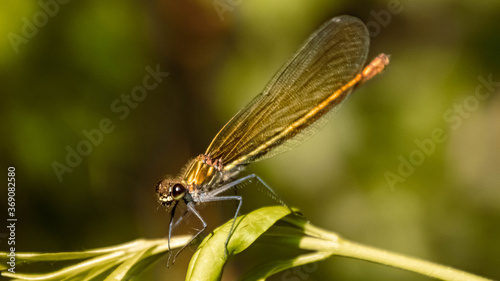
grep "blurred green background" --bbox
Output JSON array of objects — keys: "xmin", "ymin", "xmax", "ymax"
[{"xmin": 1, "ymin": 0, "xmax": 499, "ymax": 280}]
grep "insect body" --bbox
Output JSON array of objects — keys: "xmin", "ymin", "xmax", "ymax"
[{"xmin": 156, "ymin": 15, "xmax": 389, "ymax": 263}]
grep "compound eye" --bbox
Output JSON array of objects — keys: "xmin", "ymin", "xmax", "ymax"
[{"xmin": 172, "ymin": 184, "xmax": 186, "ymax": 200}]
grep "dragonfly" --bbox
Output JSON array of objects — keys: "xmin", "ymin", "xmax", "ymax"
[{"xmin": 156, "ymin": 15, "xmax": 389, "ymax": 263}]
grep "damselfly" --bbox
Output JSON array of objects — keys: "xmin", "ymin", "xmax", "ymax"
[{"xmin": 156, "ymin": 15, "xmax": 389, "ymax": 263}]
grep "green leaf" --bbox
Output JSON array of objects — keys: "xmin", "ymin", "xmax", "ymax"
[
  {"xmin": 240, "ymin": 252, "xmax": 331, "ymax": 281},
  {"xmin": 0, "ymin": 237, "xmax": 192, "ymax": 281},
  {"xmin": 185, "ymin": 206, "xmax": 293, "ymax": 281}
]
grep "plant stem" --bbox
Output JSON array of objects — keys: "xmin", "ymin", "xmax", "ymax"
[
  {"xmin": 282, "ymin": 216, "xmax": 493, "ymax": 281},
  {"xmin": 297, "ymin": 232, "xmax": 493, "ymax": 281},
  {"xmin": 334, "ymin": 239, "xmax": 492, "ymax": 281}
]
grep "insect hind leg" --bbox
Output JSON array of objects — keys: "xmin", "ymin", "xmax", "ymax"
[{"xmin": 232, "ymin": 174, "xmax": 295, "ymax": 213}]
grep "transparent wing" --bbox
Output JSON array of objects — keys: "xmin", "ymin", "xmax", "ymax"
[{"xmin": 206, "ymin": 15, "xmax": 370, "ymax": 171}]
